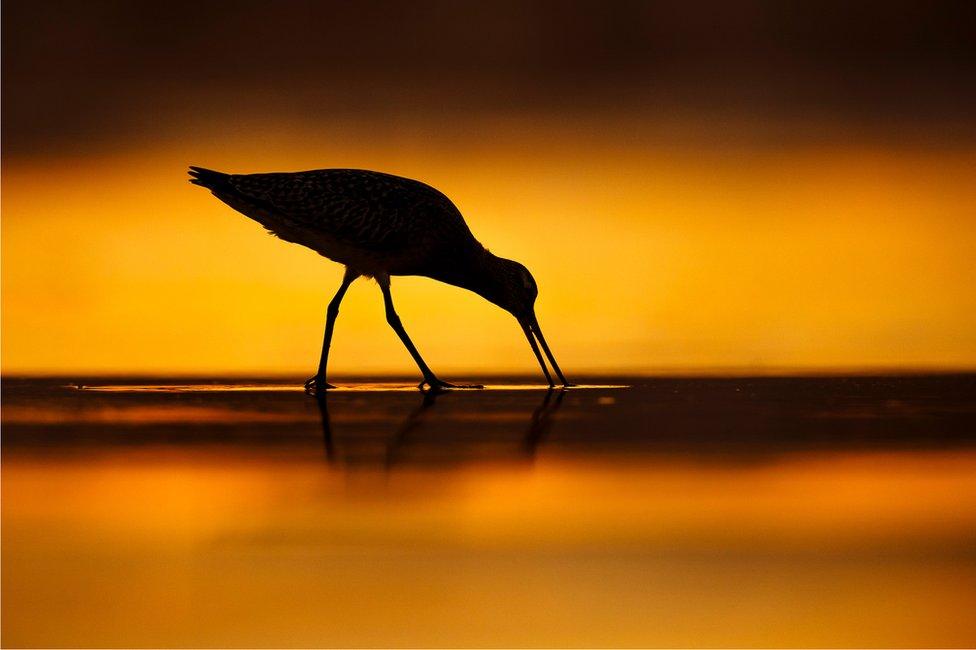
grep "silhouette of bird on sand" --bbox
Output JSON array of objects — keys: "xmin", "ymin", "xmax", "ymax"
[{"xmin": 188, "ymin": 166, "xmax": 570, "ymax": 393}]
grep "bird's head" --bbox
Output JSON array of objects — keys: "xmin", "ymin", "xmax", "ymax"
[
  {"xmin": 476, "ymin": 255, "xmax": 570, "ymax": 387},
  {"xmin": 482, "ymin": 257, "xmax": 539, "ymax": 320}
]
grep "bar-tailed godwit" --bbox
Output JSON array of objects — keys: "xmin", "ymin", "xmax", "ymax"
[{"xmin": 189, "ymin": 166, "xmax": 569, "ymax": 392}]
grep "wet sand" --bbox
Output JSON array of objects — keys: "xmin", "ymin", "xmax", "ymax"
[{"xmin": 3, "ymin": 375, "xmax": 976, "ymax": 647}]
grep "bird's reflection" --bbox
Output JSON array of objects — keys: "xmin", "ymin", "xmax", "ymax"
[
  {"xmin": 383, "ymin": 389, "xmax": 442, "ymax": 468},
  {"xmin": 315, "ymin": 389, "xmax": 566, "ymax": 468},
  {"xmin": 522, "ymin": 388, "xmax": 566, "ymax": 457},
  {"xmin": 315, "ymin": 392, "xmax": 336, "ymax": 463}
]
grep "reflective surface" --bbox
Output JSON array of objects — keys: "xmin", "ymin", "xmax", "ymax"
[{"xmin": 3, "ymin": 375, "xmax": 976, "ymax": 647}]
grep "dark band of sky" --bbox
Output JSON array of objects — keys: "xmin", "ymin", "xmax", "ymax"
[{"xmin": 4, "ymin": 0, "xmax": 975, "ymax": 155}]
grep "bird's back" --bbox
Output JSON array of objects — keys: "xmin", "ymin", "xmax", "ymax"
[{"xmin": 190, "ymin": 167, "xmax": 481, "ymax": 276}]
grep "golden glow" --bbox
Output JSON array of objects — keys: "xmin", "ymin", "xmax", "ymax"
[
  {"xmin": 4, "ymin": 121, "xmax": 976, "ymax": 374},
  {"xmin": 4, "ymin": 450, "xmax": 976, "ymax": 647}
]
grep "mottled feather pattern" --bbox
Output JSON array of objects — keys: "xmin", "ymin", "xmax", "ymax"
[{"xmin": 225, "ymin": 169, "xmax": 474, "ymax": 256}]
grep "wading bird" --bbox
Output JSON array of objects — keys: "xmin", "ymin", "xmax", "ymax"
[{"xmin": 188, "ymin": 167, "xmax": 570, "ymax": 392}]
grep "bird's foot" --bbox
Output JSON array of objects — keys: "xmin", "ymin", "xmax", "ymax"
[
  {"xmin": 304, "ymin": 375, "xmax": 336, "ymax": 395},
  {"xmin": 418, "ymin": 378, "xmax": 484, "ymax": 393}
]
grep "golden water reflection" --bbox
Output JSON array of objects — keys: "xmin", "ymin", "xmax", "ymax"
[{"xmin": 3, "ymin": 376, "xmax": 976, "ymax": 647}]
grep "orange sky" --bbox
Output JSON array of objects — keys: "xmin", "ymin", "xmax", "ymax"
[
  {"xmin": 3, "ymin": 118, "xmax": 975, "ymax": 375},
  {"xmin": 3, "ymin": 2, "xmax": 976, "ymax": 375}
]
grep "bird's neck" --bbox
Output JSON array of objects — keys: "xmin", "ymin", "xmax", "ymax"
[{"xmin": 429, "ymin": 245, "xmax": 504, "ymax": 303}]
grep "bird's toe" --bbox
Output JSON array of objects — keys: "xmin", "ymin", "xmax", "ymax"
[{"xmin": 304, "ymin": 376, "xmax": 336, "ymax": 395}]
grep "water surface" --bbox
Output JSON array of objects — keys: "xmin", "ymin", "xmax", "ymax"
[{"xmin": 3, "ymin": 375, "xmax": 976, "ymax": 647}]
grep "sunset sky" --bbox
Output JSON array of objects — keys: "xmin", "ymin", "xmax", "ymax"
[{"xmin": 3, "ymin": 0, "xmax": 975, "ymax": 375}]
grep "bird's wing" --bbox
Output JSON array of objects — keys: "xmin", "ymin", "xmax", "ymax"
[{"xmin": 224, "ymin": 169, "xmax": 463, "ymax": 251}]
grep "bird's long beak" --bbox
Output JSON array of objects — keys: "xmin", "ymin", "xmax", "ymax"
[{"xmin": 520, "ymin": 311, "xmax": 570, "ymax": 387}]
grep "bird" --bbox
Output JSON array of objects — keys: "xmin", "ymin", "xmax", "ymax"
[{"xmin": 188, "ymin": 166, "xmax": 570, "ymax": 393}]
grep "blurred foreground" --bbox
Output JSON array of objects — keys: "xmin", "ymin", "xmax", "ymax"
[{"xmin": 3, "ymin": 375, "xmax": 976, "ymax": 647}]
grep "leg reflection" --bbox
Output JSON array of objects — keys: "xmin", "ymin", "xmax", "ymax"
[
  {"xmin": 385, "ymin": 390, "xmax": 441, "ymax": 469},
  {"xmin": 314, "ymin": 390, "xmax": 443, "ymax": 467},
  {"xmin": 315, "ymin": 388, "xmax": 564, "ymax": 467},
  {"xmin": 315, "ymin": 392, "xmax": 335, "ymax": 463}
]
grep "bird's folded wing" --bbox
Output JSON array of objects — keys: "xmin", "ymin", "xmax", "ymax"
[{"xmin": 226, "ymin": 171, "xmax": 413, "ymax": 250}]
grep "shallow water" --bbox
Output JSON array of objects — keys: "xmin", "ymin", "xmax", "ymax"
[{"xmin": 3, "ymin": 375, "xmax": 976, "ymax": 647}]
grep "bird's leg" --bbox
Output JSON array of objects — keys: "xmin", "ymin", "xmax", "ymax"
[
  {"xmin": 305, "ymin": 268, "xmax": 359, "ymax": 394},
  {"xmin": 378, "ymin": 278, "xmax": 482, "ymax": 392}
]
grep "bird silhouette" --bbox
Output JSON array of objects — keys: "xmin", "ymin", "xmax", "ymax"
[{"xmin": 188, "ymin": 166, "xmax": 570, "ymax": 392}]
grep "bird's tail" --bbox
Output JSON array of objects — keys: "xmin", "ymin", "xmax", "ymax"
[{"xmin": 188, "ymin": 166, "xmax": 231, "ymax": 191}]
